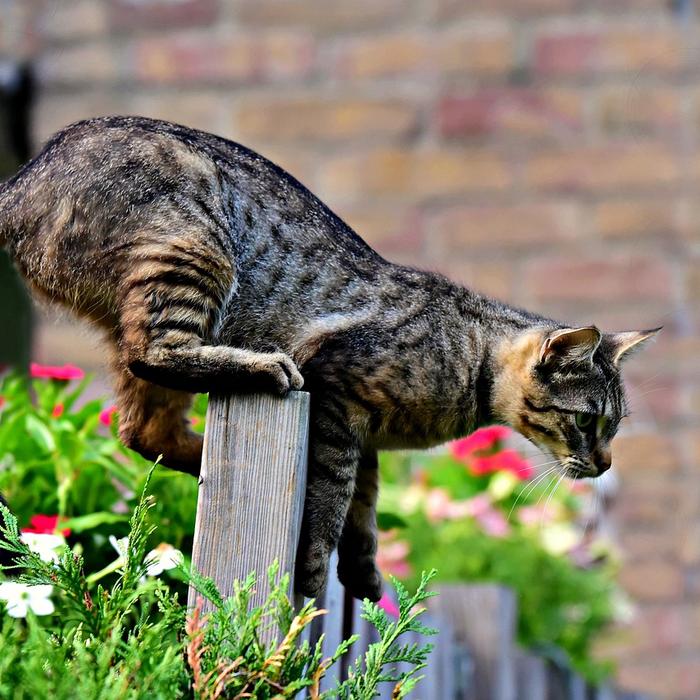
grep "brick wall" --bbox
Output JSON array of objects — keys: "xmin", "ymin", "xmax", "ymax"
[{"xmin": 12, "ymin": 1, "xmax": 700, "ymax": 696}]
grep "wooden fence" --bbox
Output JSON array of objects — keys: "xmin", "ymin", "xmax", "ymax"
[{"xmin": 189, "ymin": 391, "xmax": 651, "ymax": 700}]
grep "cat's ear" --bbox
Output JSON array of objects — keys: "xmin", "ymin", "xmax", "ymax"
[
  {"xmin": 607, "ymin": 327, "xmax": 662, "ymax": 365},
  {"xmin": 538, "ymin": 326, "xmax": 602, "ymax": 366}
]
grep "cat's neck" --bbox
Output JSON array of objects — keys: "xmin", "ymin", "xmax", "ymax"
[{"xmin": 452, "ymin": 284, "xmax": 560, "ymax": 432}]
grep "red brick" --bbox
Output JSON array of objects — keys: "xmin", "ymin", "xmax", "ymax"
[
  {"xmin": 619, "ymin": 559, "xmax": 684, "ymax": 602},
  {"xmin": 619, "ymin": 530, "xmax": 681, "ymax": 564},
  {"xmin": 233, "ymin": 98, "xmax": 418, "ymax": 144},
  {"xmin": 0, "ymin": 1, "xmax": 35, "ymax": 58},
  {"xmin": 593, "ymin": 198, "xmax": 683, "ymax": 240},
  {"xmin": 108, "ymin": 0, "xmax": 218, "ymax": 30},
  {"xmin": 334, "ymin": 27, "xmax": 514, "ymax": 80},
  {"xmin": 340, "ymin": 207, "xmax": 425, "ymax": 265},
  {"xmin": 334, "ymin": 34, "xmax": 429, "ymax": 79},
  {"xmin": 525, "ymin": 145, "xmax": 681, "ymax": 193},
  {"xmin": 613, "ymin": 433, "xmax": 682, "ymax": 476},
  {"xmin": 437, "ymin": 27, "xmax": 515, "ymax": 77},
  {"xmin": 38, "ymin": 1, "xmax": 108, "ymax": 42},
  {"xmin": 523, "ymin": 255, "xmax": 673, "ymax": 304},
  {"xmin": 37, "ymin": 44, "xmax": 119, "ymax": 86},
  {"xmin": 617, "ymin": 659, "xmax": 700, "ymax": 699},
  {"xmin": 598, "ymin": 86, "xmax": 681, "ymax": 137},
  {"xmin": 127, "ymin": 92, "xmax": 227, "ymax": 136},
  {"xmin": 534, "ymin": 26, "xmax": 684, "ymax": 77},
  {"xmin": 435, "ymin": 260, "xmax": 516, "ymax": 300},
  {"xmin": 609, "ymin": 605, "xmax": 687, "ymax": 657},
  {"xmin": 437, "ymin": 88, "xmax": 582, "ymax": 142},
  {"xmin": 434, "ymin": 0, "xmax": 575, "ymax": 19},
  {"xmin": 623, "ymin": 376, "xmax": 685, "ymax": 426},
  {"xmin": 318, "ymin": 148, "xmax": 511, "ymax": 203},
  {"xmin": 134, "ymin": 33, "xmax": 313, "ymax": 85},
  {"xmin": 235, "ymin": 0, "xmax": 411, "ymax": 32},
  {"xmin": 615, "ymin": 481, "xmax": 682, "ymax": 528},
  {"xmin": 426, "ymin": 203, "xmax": 580, "ymax": 255}
]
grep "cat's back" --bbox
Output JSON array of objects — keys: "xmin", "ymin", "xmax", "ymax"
[{"xmin": 6, "ymin": 115, "xmax": 379, "ymax": 264}]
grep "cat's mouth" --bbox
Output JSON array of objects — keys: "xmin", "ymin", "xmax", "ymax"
[{"xmin": 562, "ymin": 457, "xmax": 598, "ymax": 479}]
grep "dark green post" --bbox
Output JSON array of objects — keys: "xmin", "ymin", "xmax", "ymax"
[{"xmin": 0, "ymin": 62, "xmax": 32, "ymax": 370}]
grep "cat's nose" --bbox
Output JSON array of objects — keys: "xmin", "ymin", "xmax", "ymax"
[{"xmin": 593, "ymin": 448, "xmax": 612, "ymax": 474}]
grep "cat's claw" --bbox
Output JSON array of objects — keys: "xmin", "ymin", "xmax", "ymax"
[{"xmin": 260, "ymin": 353, "xmax": 304, "ymax": 395}]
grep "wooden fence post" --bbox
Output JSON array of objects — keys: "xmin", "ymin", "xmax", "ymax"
[
  {"xmin": 431, "ymin": 584, "xmax": 517, "ymax": 700},
  {"xmin": 188, "ymin": 391, "xmax": 310, "ymax": 612}
]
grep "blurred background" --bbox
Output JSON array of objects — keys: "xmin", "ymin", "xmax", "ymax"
[{"xmin": 0, "ymin": 0, "xmax": 698, "ymax": 696}]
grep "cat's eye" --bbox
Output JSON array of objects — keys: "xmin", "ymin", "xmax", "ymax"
[{"xmin": 575, "ymin": 412, "xmax": 595, "ymax": 431}]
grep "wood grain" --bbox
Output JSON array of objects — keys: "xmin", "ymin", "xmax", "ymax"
[
  {"xmin": 431, "ymin": 584, "xmax": 516, "ymax": 700},
  {"xmin": 188, "ymin": 391, "xmax": 310, "ymax": 612}
]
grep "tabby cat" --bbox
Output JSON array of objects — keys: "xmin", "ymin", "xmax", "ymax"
[{"xmin": 0, "ymin": 116, "xmax": 658, "ymax": 601}]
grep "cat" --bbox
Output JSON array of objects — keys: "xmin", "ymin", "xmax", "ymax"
[{"xmin": 0, "ymin": 116, "xmax": 659, "ymax": 601}]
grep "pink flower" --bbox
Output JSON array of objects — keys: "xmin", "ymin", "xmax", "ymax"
[
  {"xmin": 450, "ymin": 426, "xmax": 512, "ymax": 461},
  {"xmin": 22, "ymin": 514, "xmax": 70, "ymax": 536},
  {"xmin": 190, "ymin": 416, "xmax": 201, "ymax": 427},
  {"xmin": 470, "ymin": 449, "xmax": 534, "ymax": 481},
  {"xmin": 377, "ymin": 592, "xmax": 400, "ymax": 618},
  {"xmin": 517, "ymin": 504, "xmax": 556, "ymax": 526},
  {"xmin": 30, "ymin": 363, "xmax": 84, "ymax": 381},
  {"xmin": 0, "ymin": 396, "xmax": 5, "ymax": 409},
  {"xmin": 475, "ymin": 509, "xmax": 510, "ymax": 537},
  {"xmin": 377, "ymin": 533, "xmax": 411, "ymax": 579},
  {"xmin": 51, "ymin": 403, "xmax": 64, "ymax": 419},
  {"xmin": 462, "ymin": 494, "xmax": 511, "ymax": 537},
  {"xmin": 99, "ymin": 405, "xmax": 117, "ymax": 426},
  {"xmin": 426, "ymin": 488, "xmax": 481, "ymax": 522}
]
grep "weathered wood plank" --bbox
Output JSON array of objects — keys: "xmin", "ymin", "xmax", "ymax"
[
  {"xmin": 431, "ymin": 584, "xmax": 517, "ymax": 700},
  {"xmin": 314, "ymin": 552, "xmax": 348, "ymax": 694},
  {"xmin": 515, "ymin": 652, "xmax": 546, "ymax": 700},
  {"xmin": 188, "ymin": 391, "xmax": 310, "ymax": 612}
]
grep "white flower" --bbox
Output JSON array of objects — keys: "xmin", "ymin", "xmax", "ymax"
[
  {"xmin": 145, "ymin": 543, "xmax": 183, "ymax": 577},
  {"xmin": 20, "ymin": 532, "xmax": 66, "ymax": 563},
  {"xmin": 0, "ymin": 583, "xmax": 54, "ymax": 618},
  {"xmin": 108, "ymin": 534, "xmax": 129, "ymax": 560}
]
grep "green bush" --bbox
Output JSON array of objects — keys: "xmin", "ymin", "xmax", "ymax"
[
  {"xmin": 378, "ymin": 429, "xmax": 625, "ymax": 682},
  {"xmin": 0, "ymin": 469, "xmax": 437, "ymax": 699}
]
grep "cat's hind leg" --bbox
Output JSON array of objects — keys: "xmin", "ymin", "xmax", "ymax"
[{"xmin": 114, "ymin": 364, "xmax": 203, "ymax": 475}]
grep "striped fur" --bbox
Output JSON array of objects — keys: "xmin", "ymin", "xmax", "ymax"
[{"xmin": 0, "ymin": 117, "xmax": 658, "ymax": 600}]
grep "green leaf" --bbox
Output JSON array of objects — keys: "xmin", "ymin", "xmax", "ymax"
[
  {"xmin": 60, "ymin": 512, "xmax": 129, "ymax": 533},
  {"xmin": 24, "ymin": 415, "xmax": 57, "ymax": 453},
  {"xmin": 377, "ymin": 511, "xmax": 408, "ymax": 531}
]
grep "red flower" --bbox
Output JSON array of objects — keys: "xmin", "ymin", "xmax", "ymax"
[
  {"xmin": 30, "ymin": 363, "xmax": 84, "ymax": 381},
  {"xmin": 450, "ymin": 425, "xmax": 512, "ymax": 462},
  {"xmin": 450, "ymin": 426, "xmax": 534, "ymax": 481},
  {"xmin": 471, "ymin": 449, "xmax": 535, "ymax": 480},
  {"xmin": 0, "ymin": 396, "xmax": 5, "ymax": 409},
  {"xmin": 99, "ymin": 405, "xmax": 117, "ymax": 427},
  {"xmin": 22, "ymin": 514, "xmax": 70, "ymax": 536},
  {"xmin": 51, "ymin": 403, "xmax": 64, "ymax": 419}
]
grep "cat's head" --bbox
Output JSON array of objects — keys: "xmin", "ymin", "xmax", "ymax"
[{"xmin": 493, "ymin": 326, "xmax": 660, "ymax": 478}]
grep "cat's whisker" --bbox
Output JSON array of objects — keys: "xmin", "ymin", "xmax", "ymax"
[
  {"xmin": 508, "ymin": 464, "xmax": 563, "ymax": 522},
  {"xmin": 539, "ymin": 470, "xmax": 567, "ymax": 531}
]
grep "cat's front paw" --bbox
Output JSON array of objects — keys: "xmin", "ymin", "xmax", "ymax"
[
  {"xmin": 294, "ymin": 540, "xmax": 330, "ymax": 600},
  {"xmin": 338, "ymin": 555, "xmax": 383, "ymax": 602},
  {"xmin": 257, "ymin": 352, "xmax": 304, "ymax": 396}
]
